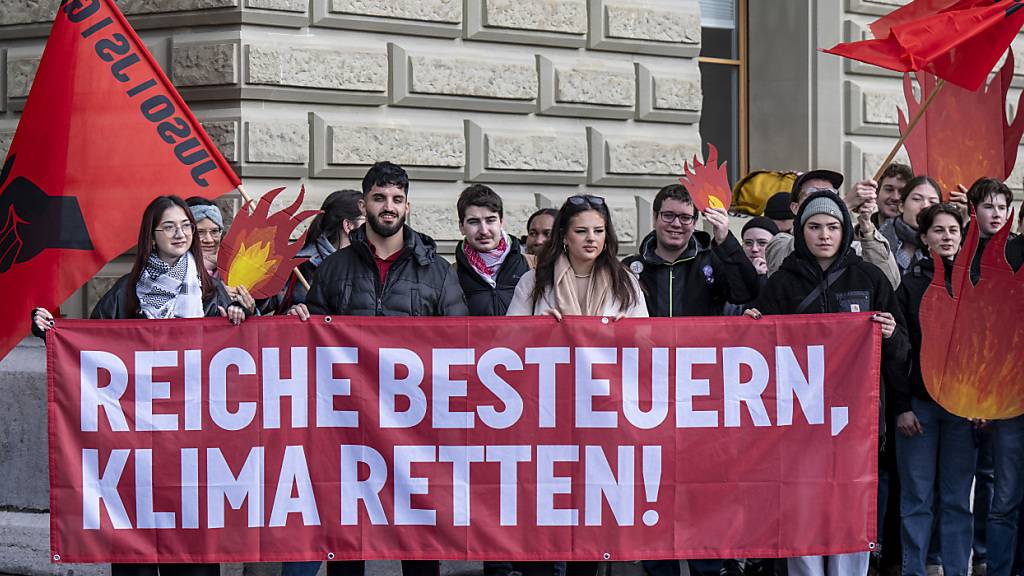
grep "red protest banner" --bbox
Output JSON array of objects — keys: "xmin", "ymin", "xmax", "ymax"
[
  {"xmin": 0, "ymin": 0, "xmax": 240, "ymax": 363},
  {"xmin": 47, "ymin": 314, "xmax": 880, "ymax": 564}
]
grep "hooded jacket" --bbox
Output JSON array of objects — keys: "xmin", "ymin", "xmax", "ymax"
[
  {"xmin": 754, "ymin": 191, "xmax": 910, "ymax": 368},
  {"xmin": 891, "ymin": 255, "xmax": 953, "ymax": 415},
  {"xmin": 305, "ymin": 224, "xmax": 468, "ymax": 317},
  {"xmin": 454, "ymin": 235, "xmax": 532, "ymax": 316},
  {"xmin": 621, "ymin": 229, "xmax": 759, "ymax": 317}
]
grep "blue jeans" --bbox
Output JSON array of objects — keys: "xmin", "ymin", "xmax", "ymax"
[
  {"xmin": 987, "ymin": 415, "xmax": 1024, "ymax": 576},
  {"xmin": 975, "ymin": 429, "xmax": 995, "ymax": 563},
  {"xmin": 281, "ymin": 563, "xmax": 321, "ymax": 576},
  {"xmin": 896, "ymin": 397, "xmax": 977, "ymax": 576}
]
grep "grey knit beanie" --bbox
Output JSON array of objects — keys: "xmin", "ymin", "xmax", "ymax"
[{"xmin": 800, "ymin": 194, "xmax": 843, "ymax": 226}]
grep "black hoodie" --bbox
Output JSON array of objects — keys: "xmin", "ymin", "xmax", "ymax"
[
  {"xmin": 754, "ymin": 191, "xmax": 910, "ymax": 368},
  {"xmin": 305, "ymin": 224, "xmax": 468, "ymax": 316},
  {"xmin": 622, "ymin": 229, "xmax": 759, "ymax": 317}
]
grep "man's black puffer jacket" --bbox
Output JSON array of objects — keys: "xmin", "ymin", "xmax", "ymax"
[
  {"xmin": 454, "ymin": 236, "xmax": 531, "ymax": 316},
  {"xmin": 305, "ymin": 224, "xmax": 468, "ymax": 316},
  {"xmin": 89, "ymin": 275, "xmax": 237, "ymax": 319}
]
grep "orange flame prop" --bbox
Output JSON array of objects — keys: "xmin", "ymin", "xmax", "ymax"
[
  {"xmin": 679, "ymin": 143, "xmax": 731, "ymax": 212},
  {"xmin": 899, "ymin": 52, "xmax": 1024, "ymax": 197},
  {"xmin": 217, "ymin": 186, "xmax": 319, "ymax": 299},
  {"xmin": 919, "ymin": 212, "xmax": 1024, "ymax": 419}
]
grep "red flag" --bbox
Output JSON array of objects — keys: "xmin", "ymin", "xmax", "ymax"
[
  {"xmin": 0, "ymin": 0, "xmax": 240, "ymax": 360},
  {"xmin": 678, "ymin": 144, "xmax": 731, "ymax": 212},
  {"xmin": 217, "ymin": 186, "xmax": 318, "ymax": 299},
  {"xmin": 869, "ymin": 0, "xmax": 970, "ymax": 37},
  {"xmin": 824, "ymin": 0, "xmax": 1024, "ymax": 91}
]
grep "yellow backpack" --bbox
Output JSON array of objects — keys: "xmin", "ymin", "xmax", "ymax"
[{"xmin": 731, "ymin": 170, "xmax": 798, "ymax": 216}]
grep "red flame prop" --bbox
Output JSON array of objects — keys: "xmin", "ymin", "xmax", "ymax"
[
  {"xmin": 679, "ymin": 144, "xmax": 731, "ymax": 212},
  {"xmin": 899, "ymin": 53, "xmax": 1024, "ymax": 196},
  {"xmin": 217, "ymin": 186, "xmax": 319, "ymax": 299},
  {"xmin": 919, "ymin": 212, "xmax": 1024, "ymax": 419}
]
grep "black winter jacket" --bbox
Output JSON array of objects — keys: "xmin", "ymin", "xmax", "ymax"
[
  {"xmin": 90, "ymin": 275, "xmax": 237, "ymax": 319},
  {"xmin": 305, "ymin": 225, "xmax": 468, "ymax": 317},
  {"xmin": 454, "ymin": 237, "xmax": 532, "ymax": 316},
  {"xmin": 891, "ymin": 256, "xmax": 953, "ymax": 415},
  {"xmin": 754, "ymin": 191, "xmax": 910, "ymax": 370},
  {"xmin": 621, "ymin": 230, "xmax": 759, "ymax": 318}
]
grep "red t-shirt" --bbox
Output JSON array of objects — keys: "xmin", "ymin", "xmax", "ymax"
[{"xmin": 369, "ymin": 243, "xmax": 401, "ymax": 285}]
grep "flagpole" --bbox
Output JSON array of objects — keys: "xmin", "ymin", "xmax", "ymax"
[
  {"xmin": 872, "ymin": 78, "xmax": 947, "ymax": 183},
  {"xmin": 232, "ymin": 183, "xmax": 311, "ymax": 292}
]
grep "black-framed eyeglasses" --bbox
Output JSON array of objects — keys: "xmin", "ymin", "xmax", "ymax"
[
  {"xmin": 567, "ymin": 194, "xmax": 605, "ymax": 207},
  {"xmin": 658, "ymin": 211, "xmax": 697, "ymax": 225}
]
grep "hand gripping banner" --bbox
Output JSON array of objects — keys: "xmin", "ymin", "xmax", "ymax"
[{"xmin": 47, "ymin": 314, "xmax": 881, "ymax": 563}]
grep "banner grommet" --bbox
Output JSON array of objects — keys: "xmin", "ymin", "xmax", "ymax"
[
  {"xmin": 53, "ymin": 554, "xmax": 61, "ymax": 562},
  {"xmin": 324, "ymin": 316, "xmax": 333, "ymax": 324},
  {"xmin": 602, "ymin": 553, "xmax": 611, "ymax": 560},
  {"xmin": 327, "ymin": 553, "xmax": 335, "ymax": 560}
]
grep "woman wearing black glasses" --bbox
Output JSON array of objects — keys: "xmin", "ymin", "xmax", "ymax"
[{"xmin": 507, "ymin": 194, "xmax": 646, "ymax": 318}]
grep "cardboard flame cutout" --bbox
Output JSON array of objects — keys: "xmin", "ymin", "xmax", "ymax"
[
  {"xmin": 919, "ymin": 212, "xmax": 1024, "ymax": 419},
  {"xmin": 899, "ymin": 52, "xmax": 1024, "ymax": 196},
  {"xmin": 217, "ymin": 186, "xmax": 319, "ymax": 299},
  {"xmin": 680, "ymin": 144, "xmax": 731, "ymax": 212}
]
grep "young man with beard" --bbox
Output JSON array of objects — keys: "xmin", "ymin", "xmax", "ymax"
[
  {"xmin": 454, "ymin": 184, "xmax": 532, "ymax": 315},
  {"xmin": 622, "ymin": 183, "xmax": 759, "ymax": 319},
  {"xmin": 291, "ymin": 161, "xmax": 467, "ymax": 320},
  {"xmin": 288, "ymin": 162, "xmax": 466, "ymax": 576}
]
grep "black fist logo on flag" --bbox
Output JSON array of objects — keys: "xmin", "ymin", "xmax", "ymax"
[{"xmin": 0, "ymin": 155, "xmax": 93, "ymax": 273}]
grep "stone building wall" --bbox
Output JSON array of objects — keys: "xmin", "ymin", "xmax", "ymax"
[{"xmin": 0, "ymin": 0, "xmax": 705, "ymax": 318}]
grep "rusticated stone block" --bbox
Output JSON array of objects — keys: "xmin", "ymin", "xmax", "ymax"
[
  {"xmin": 863, "ymin": 91, "xmax": 905, "ymax": 125},
  {"xmin": 246, "ymin": 0, "xmax": 306, "ymax": 10},
  {"xmin": 0, "ymin": 131, "xmax": 14, "ymax": 159},
  {"xmin": 6, "ymin": 57, "xmax": 39, "ymax": 99},
  {"xmin": 555, "ymin": 64, "xmax": 634, "ymax": 106},
  {"xmin": 172, "ymin": 43, "xmax": 237, "ymax": 86},
  {"xmin": 248, "ymin": 44, "xmax": 387, "ymax": 92},
  {"xmin": 201, "ymin": 121, "xmax": 238, "ymax": 162},
  {"xmin": 609, "ymin": 203, "xmax": 636, "ymax": 243},
  {"xmin": 486, "ymin": 132, "xmax": 586, "ymax": 172},
  {"xmin": 410, "ymin": 202, "xmax": 461, "ymax": 241},
  {"xmin": 246, "ymin": 121, "xmax": 308, "ymax": 164},
  {"xmin": 607, "ymin": 138, "xmax": 700, "ymax": 175},
  {"xmin": 484, "ymin": 0, "xmax": 586, "ymax": 34},
  {"xmin": 605, "ymin": 3, "xmax": 700, "ymax": 44},
  {"xmin": 0, "ymin": 1, "xmax": 55, "ymax": 25},
  {"xmin": 331, "ymin": 0, "xmax": 461, "ymax": 23},
  {"xmin": 119, "ymin": 0, "xmax": 238, "ymax": 14},
  {"xmin": 330, "ymin": 125, "xmax": 464, "ymax": 167},
  {"xmin": 654, "ymin": 74, "xmax": 701, "ymax": 111},
  {"xmin": 861, "ymin": 149, "xmax": 910, "ymax": 178},
  {"xmin": 409, "ymin": 54, "xmax": 536, "ymax": 100}
]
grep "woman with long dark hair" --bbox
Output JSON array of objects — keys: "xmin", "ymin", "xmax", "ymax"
[
  {"xmin": 507, "ymin": 194, "xmax": 646, "ymax": 318},
  {"xmin": 32, "ymin": 195, "xmax": 248, "ymax": 576}
]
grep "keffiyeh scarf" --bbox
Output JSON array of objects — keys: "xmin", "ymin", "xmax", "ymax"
[{"xmin": 136, "ymin": 252, "xmax": 204, "ymax": 319}]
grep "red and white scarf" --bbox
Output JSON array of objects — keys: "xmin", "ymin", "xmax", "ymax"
[{"xmin": 463, "ymin": 231, "xmax": 511, "ymax": 287}]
